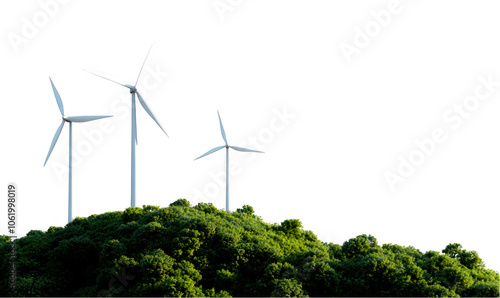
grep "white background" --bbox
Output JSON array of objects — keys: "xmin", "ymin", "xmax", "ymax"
[{"xmin": 1, "ymin": 0, "xmax": 499, "ymax": 273}]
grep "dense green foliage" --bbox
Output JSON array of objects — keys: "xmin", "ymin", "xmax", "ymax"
[{"xmin": 1, "ymin": 200, "xmax": 498, "ymax": 297}]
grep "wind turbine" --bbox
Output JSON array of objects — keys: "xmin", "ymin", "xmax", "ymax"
[
  {"xmin": 195, "ymin": 111, "xmax": 264, "ymax": 212},
  {"xmin": 85, "ymin": 45, "xmax": 168, "ymax": 207},
  {"xmin": 44, "ymin": 78, "xmax": 112, "ymax": 223}
]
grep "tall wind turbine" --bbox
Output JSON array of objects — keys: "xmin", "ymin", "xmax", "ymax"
[
  {"xmin": 195, "ymin": 111, "xmax": 263, "ymax": 211},
  {"xmin": 44, "ymin": 78, "xmax": 112, "ymax": 223},
  {"xmin": 85, "ymin": 45, "xmax": 168, "ymax": 207}
]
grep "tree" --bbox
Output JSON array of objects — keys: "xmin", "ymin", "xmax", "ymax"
[
  {"xmin": 281, "ymin": 219, "xmax": 302, "ymax": 235},
  {"xmin": 442, "ymin": 243, "xmax": 463, "ymax": 258},
  {"xmin": 271, "ymin": 278, "xmax": 306, "ymax": 297},
  {"xmin": 341, "ymin": 234, "xmax": 380, "ymax": 258},
  {"xmin": 169, "ymin": 199, "xmax": 190, "ymax": 208},
  {"xmin": 236, "ymin": 205, "xmax": 254, "ymax": 215},
  {"xmin": 459, "ymin": 250, "xmax": 484, "ymax": 270},
  {"xmin": 443, "ymin": 243, "xmax": 485, "ymax": 270}
]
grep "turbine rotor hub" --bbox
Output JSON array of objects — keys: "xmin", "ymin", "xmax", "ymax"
[{"xmin": 130, "ymin": 88, "xmax": 137, "ymax": 94}]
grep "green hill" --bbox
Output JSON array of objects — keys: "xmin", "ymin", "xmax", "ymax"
[{"xmin": 1, "ymin": 199, "xmax": 498, "ymax": 297}]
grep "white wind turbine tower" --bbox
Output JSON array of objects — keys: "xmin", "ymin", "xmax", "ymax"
[
  {"xmin": 195, "ymin": 111, "xmax": 264, "ymax": 211},
  {"xmin": 85, "ymin": 45, "xmax": 168, "ymax": 207},
  {"xmin": 44, "ymin": 78, "xmax": 112, "ymax": 223}
]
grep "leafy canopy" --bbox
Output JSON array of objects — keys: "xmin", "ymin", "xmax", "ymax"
[{"xmin": 0, "ymin": 200, "xmax": 498, "ymax": 297}]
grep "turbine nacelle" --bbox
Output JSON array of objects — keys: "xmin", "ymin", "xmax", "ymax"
[{"xmin": 127, "ymin": 85, "xmax": 137, "ymax": 93}]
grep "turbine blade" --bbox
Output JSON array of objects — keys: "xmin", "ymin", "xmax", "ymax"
[
  {"xmin": 194, "ymin": 145, "xmax": 225, "ymax": 161},
  {"xmin": 49, "ymin": 78, "xmax": 64, "ymax": 116},
  {"xmin": 65, "ymin": 115, "xmax": 112, "ymax": 122},
  {"xmin": 229, "ymin": 146, "xmax": 264, "ymax": 154},
  {"xmin": 135, "ymin": 43, "xmax": 154, "ymax": 87},
  {"xmin": 217, "ymin": 110, "xmax": 227, "ymax": 146},
  {"xmin": 133, "ymin": 97, "xmax": 138, "ymax": 145},
  {"xmin": 137, "ymin": 91, "xmax": 168, "ymax": 137},
  {"xmin": 43, "ymin": 120, "xmax": 65, "ymax": 166},
  {"xmin": 84, "ymin": 69, "xmax": 129, "ymax": 89}
]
